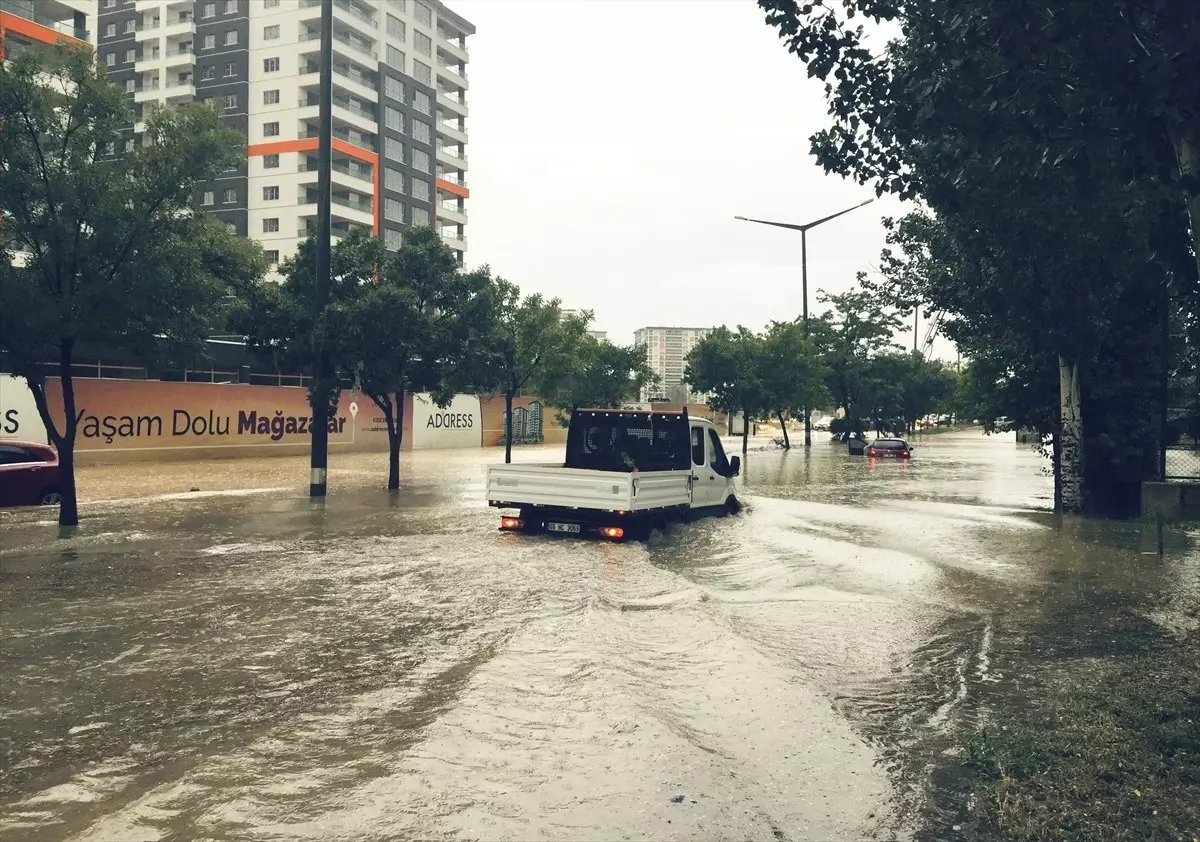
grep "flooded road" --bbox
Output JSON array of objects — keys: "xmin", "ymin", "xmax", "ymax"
[{"xmin": 2, "ymin": 431, "xmax": 1196, "ymax": 841}]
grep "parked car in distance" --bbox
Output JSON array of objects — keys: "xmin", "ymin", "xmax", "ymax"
[
  {"xmin": 0, "ymin": 441, "xmax": 61, "ymax": 507},
  {"xmin": 813, "ymin": 416, "xmax": 834, "ymax": 432},
  {"xmin": 867, "ymin": 438, "xmax": 912, "ymax": 459}
]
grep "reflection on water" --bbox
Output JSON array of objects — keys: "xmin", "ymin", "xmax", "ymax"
[{"xmin": 1, "ymin": 431, "xmax": 1196, "ymax": 841}]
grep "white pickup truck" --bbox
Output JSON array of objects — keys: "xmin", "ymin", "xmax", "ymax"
[{"xmin": 486, "ymin": 408, "xmax": 741, "ymax": 541}]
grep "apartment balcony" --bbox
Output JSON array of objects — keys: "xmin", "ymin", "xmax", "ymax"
[
  {"xmin": 436, "ymin": 90, "xmax": 467, "ymax": 118},
  {"xmin": 0, "ymin": 0, "xmax": 87, "ymax": 42},
  {"xmin": 297, "ymin": 220, "xmax": 367, "ymax": 242},
  {"xmin": 436, "ymin": 28, "xmax": 468, "ymax": 62},
  {"xmin": 299, "ymin": 184, "xmax": 375, "ymax": 228},
  {"xmin": 437, "ymin": 202, "xmax": 467, "ymax": 226},
  {"xmin": 299, "ymin": 120, "xmax": 377, "ymax": 156},
  {"xmin": 299, "ymin": 24, "xmax": 377, "ymax": 63},
  {"xmin": 158, "ymin": 14, "xmax": 194, "ymax": 40},
  {"xmin": 162, "ymin": 78, "xmax": 194, "ymax": 103},
  {"xmin": 299, "ymin": 154, "xmax": 374, "ymax": 192},
  {"xmin": 298, "ymin": 57, "xmax": 377, "ymax": 102},
  {"xmin": 436, "ymin": 117, "xmax": 467, "ymax": 145},
  {"xmin": 436, "ymin": 62, "xmax": 468, "ymax": 90},
  {"xmin": 134, "ymin": 79, "xmax": 161, "ymax": 102},
  {"xmin": 436, "ymin": 146, "xmax": 467, "ymax": 170},
  {"xmin": 440, "ymin": 231, "xmax": 467, "ymax": 252},
  {"xmin": 298, "ymin": 0, "xmax": 378, "ymax": 33},
  {"xmin": 298, "ymin": 89, "xmax": 377, "ymax": 136}
]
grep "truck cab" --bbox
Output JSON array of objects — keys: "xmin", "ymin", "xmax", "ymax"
[{"xmin": 486, "ymin": 408, "xmax": 741, "ymax": 540}]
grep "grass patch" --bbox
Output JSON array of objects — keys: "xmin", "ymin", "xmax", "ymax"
[{"xmin": 964, "ymin": 649, "xmax": 1200, "ymax": 841}]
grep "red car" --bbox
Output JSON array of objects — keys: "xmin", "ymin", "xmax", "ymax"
[
  {"xmin": 0, "ymin": 441, "xmax": 61, "ymax": 507},
  {"xmin": 866, "ymin": 438, "xmax": 912, "ymax": 459}
]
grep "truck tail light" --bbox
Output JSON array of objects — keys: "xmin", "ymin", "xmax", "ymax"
[
  {"xmin": 500, "ymin": 517, "xmax": 524, "ymax": 530},
  {"xmin": 600, "ymin": 526, "xmax": 624, "ymax": 540}
]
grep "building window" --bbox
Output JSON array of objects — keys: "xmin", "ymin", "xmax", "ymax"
[
  {"xmin": 384, "ymin": 229, "xmax": 403, "ymax": 251},
  {"xmin": 412, "ymin": 207, "xmax": 430, "ymax": 227},
  {"xmin": 384, "ymin": 76, "xmax": 404, "ymax": 102},
  {"xmin": 411, "ymin": 120, "xmax": 431, "ymax": 144},
  {"xmin": 202, "ymin": 2, "xmax": 215, "ymax": 17},
  {"xmin": 263, "ymin": 153, "xmax": 280, "ymax": 168},
  {"xmin": 263, "ymin": 121, "xmax": 280, "ymax": 137},
  {"xmin": 414, "ymin": 31, "xmax": 432, "ymax": 56},
  {"xmin": 124, "ymin": 137, "xmax": 135, "ymax": 152},
  {"xmin": 263, "ymin": 186, "xmax": 279, "ymax": 200},
  {"xmin": 263, "ymin": 57, "xmax": 280, "ymax": 72},
  {"xmin": 200, "ymin": 65, "xmax": 216, "ymax": 80},
  {"xmin": 412, "ymin": 149, "xmax": 430, "ymax": 173},
  {"xmin": 263, "ymin": 218, "xmax": 279, "ymax": 233},
  {"xmin": 263, "ymin": 25, "xmax": 279, "ymax": 40},
  {"xmin": 413, "ymin": 60, "xmax": 431, "ymax": 85},
  {"xmin": 224, "ymin": 30, "xmax": 237, "ymax": 46},
  {"xmin": 223, "ymin": 62, "xmax": 236, "ymax": 77},
  {"xmin": 224, "ymin": 93, "xmax": 237, "ymax": 109},
  {"xmin": 386, "ymin": 14, "xmax": 405, "ymax": 40},
  {"xmin": 226, "ymin": 222, "xmax": 237, "ymax": 234},
  {"xmin": 105, "ymin": 52, "xmax": 116, "ymax": 68},
  {"xmin": 123, "ymin": 19, "xmax": 136, "ymax": 33},
  {"xmin": 122, "ymin": 48, "xmax": 134, "ymax": 64},
  {"xmin": 203, "ymin": 34, "xmax": 215, "ymax": 49},
  {"xmin": 222, "ymin": 188, "xmax": 237, "ymax": 204},
  {"xmin": 413, "ymin": 91, "xmax": 431, "ymax": 115},
  {"xmin": 384, "ymin": 137, "xmax": 404, "ymax": 163},
  {"xmin": 384, "ymin": 106, "xmax": 403, "ymax": 133},
  {"xmin": 384, "ymin": 198, "xmax": 404, "ymax": 222},
  {"xmin": 265, "ymin": 249, "xmax": 280, "ymax": 264},
  {"xmin": 104, "ymin": 23, "xmax": 116, "ymax": 37},
  {"xmin": 224, "ymin": 0, "xmax": 237, "ymax": 12},
  {"xmin": 263, "ymin": 89, "xmax": 279, "ymax": 105},
  {"xmin": 384, "ymin": 167, "xmax": 404, "ymax": 193},
  {"xmin": 202, "ymin": 190, "xmax": 215, "ymax": 206},
  {"xmin": 265, "ymin": 0, "xmax": 280, "ymax": 7},
  {"xmin": 415, "ymin": 1, "xmax": 432, "ymax": 26},
  {"xmin": 411, "ymin": 178, "xmax": 430, "ymax": 202},
  {"xmin": 103, "ymin": 0, "xmax": 116, "ymax": 8},
  {"xmin": 125, "ymin": 78, "xmax": 137, "ymax": 93},
  {"xmin": 386, "ymin": 45, "xmax": 405, "ymax": 70},
  {"xmin": 390, "ymin": 0, "xmax": 408, "ymax": 11}
]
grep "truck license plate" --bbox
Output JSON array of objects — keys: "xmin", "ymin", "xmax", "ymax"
[{"xmin": 548, "ymin": 522, "xmax": 581, "ymax": 534}]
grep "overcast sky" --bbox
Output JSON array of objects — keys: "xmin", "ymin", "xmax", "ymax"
[{"xmin": 452, "ymin": 0, "xmax": 934, "ymax": 351}]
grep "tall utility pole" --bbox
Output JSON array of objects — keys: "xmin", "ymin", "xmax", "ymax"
[
  {"xmin": 735, "ymin": 197, "xmax": 875, "ymax": 447},
  {"xmin": 309, "ymin": 0, "xmax": 334, "ymax": 498}
]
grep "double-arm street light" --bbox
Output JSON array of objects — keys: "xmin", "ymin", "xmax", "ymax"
[{"xmin": 734, "ymin": 197, "xmax": 875, "ymax": 448}]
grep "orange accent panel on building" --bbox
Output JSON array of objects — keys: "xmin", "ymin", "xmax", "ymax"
[
  {"xmin": 246, "ymin": 138, "xmax": 318, "ymax": 157},
  {"xmin": 0, "ymin": 11, "xmax": 84, "ymax": 49},
  {"xmin": 435, "ymin": 178, "xmax": 469, "ymax": 199}
]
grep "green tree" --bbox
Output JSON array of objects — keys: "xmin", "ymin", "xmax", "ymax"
[
  {"xmin": 347, "ymin": 227, "xmax": 493, "ymax": 490},
  {"xmin": 234, "ymin": 230, "xmax": 379, "ymax": 442},
  {"xmin": 475, "ymin": 280, "xmax": 588, "ymax": 463},
  {"xmin": 540, "ymin": 337, "xmax": 658, "ymax": 426},
  {"xmin": 758, "ymin": 320, "xmax": 831, "ymax": 448},
  {"xmin": 809, "ymin": 288, "xmax": 902, "ymax": 434},
  {"xmin": 0, "ymin": 44, "xmax": 266, "ymax": 526},
  {"xmin": 684, "ymin": 326, "xmax": 765, "ymax": 455},
  {"xmin": 758, "ymin": 0, "xmax": 1196, "ymax": 514},
  {"xmin": 865, "ymin": 351, "xmax": 957, "ymax": 435}
]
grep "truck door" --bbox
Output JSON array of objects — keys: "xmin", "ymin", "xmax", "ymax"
[{"xmin": 689, "ymin": 423, "xmax": 723, "ymax": 507}]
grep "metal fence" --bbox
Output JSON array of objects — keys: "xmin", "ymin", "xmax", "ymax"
[{"xmin": 1163, "ymin": 407, "xmax": 1200, "ymax": 480}]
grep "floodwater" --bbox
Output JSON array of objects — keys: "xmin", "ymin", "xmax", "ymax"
[{"xmin": 1, "ymin": 431, "xmax": 1197, "ymax": 841}]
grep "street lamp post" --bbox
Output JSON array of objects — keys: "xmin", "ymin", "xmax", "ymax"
[{"xmin": 735, "ymin": 197, "xmax": 875, "ymax": 448}]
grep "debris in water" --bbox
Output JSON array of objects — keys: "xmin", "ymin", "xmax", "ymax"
[{"xmin": 670, "ymin": 794, "xmax": 685, "ymax": 804}]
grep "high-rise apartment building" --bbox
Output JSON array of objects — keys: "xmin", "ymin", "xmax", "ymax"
[
  {"xmin": 0, "ymin": 0, "xmax": 92, "ymax": 61},
  {"xmin": 633, "ymin": 326, "xmax": 712, "ymax": 403},
  {"xmin": 93, "ymin": 0, "xmax": 472, "ymax": 269}
]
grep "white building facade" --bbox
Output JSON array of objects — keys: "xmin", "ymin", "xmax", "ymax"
[
  {"xmin": 633, "ymin": 326, "xmax": 712, "ymax": 403},
  {"xmin": 93, "ymin": 0, "xmax": 472, "ymax": 269}
]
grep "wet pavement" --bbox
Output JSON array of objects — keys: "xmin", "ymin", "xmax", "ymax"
[{"xmin": 1, "ymin": 431, "xmax": 1197, "ymax": 841}]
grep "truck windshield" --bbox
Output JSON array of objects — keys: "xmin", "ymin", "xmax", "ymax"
[{"xmin": 565, "ymin": 410, "xmax": 692, "ymax": 473}]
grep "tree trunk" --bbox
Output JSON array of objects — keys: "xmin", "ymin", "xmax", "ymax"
[
  {"xmin": 1058, "ymin": 355, "xmax": 1083, "ymax": 514},
  {"xmin": 504, "ymin": 390, "xmax": 514, "ymax": 464},
  {"xmin": 742, "ymin": 407, "xmax": 749, "ymax": 455},
  {"xmin": 776, "ymin": 408, "xmax": 790, "ymax": 449},
  {"xmin": 1173, "ymin": 131, "xmax": 1200, "ymax": 286},
  {"xmin": 370, "ymin": 391, "xmax": 405, "ymax": 491},
  {"xmin": 28, "ymin": 339, "xmax": 81, "ymax": 526}
]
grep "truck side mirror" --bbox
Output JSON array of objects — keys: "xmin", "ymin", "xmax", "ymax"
[{"xmin": 729, "ymin": 456, "xmax": 741, "ymax": 477}]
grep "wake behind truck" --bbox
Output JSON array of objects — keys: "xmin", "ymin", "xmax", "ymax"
[{"xmin": 485, "ymin": 408, "xmax": 741, "ymax": 541}]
